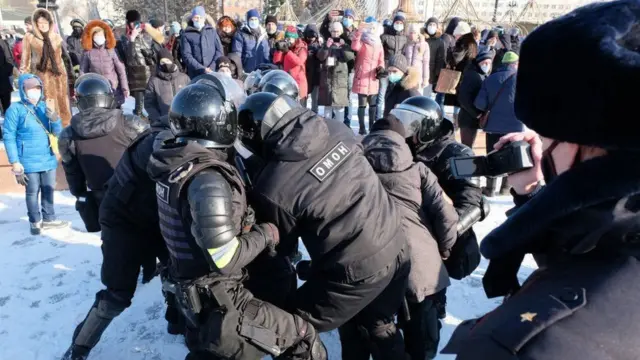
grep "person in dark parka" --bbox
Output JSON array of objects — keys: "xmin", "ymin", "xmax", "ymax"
[
  {"xmin": 317, "ymin": 22, "xmax": 355, "ymax": 121},
  {"xmin": 66, "ymin": 19, "xmax": 85, "ymax": 70},
  {"xmin": 441, "ymin": 17, "xmax": 460, "ymax": 60},
  {"xmin": 231, "ymin": 9, "xmax": 271, "ymax": 73},
  {"xmin": 423, "ymin": 17, "xmax": 446, "ymax": 97},
  {"xmin": 0, "ymin": 37, "xmax": 14, "ymax": 120},
  {"xmin": 378, "ymin": 15, "xmax": 409, "ymax": 119},
  {"xmin": 122, "ymin": 10, "xmax": 155, "ymax": 116},
  {"xmin": 384, "ymin": 54, "xmax": 421, "ymax": 116},
  {"xmin": 144, "ymin": 48, "xmax": 190, "ymax": 124},
  {"xmin": 181, "ymin": 6, "xmax": 224, "ymax": 78},
  {"xmin": 443, "ymin": 2, "xmax": 640, "ymax": 358},
  {"xmin": 456, "ymin": 49, "xmax": 492, "ymax": 148},
  {"xmin": 303, "ymin": 24, "xmax": 322, "ymax": 112},
  {"xmin": 444, "ymin": 31, "xmax": 477, "ymax": 112},
  {"xmin": 363, "ymin": 115, "xmax": 459, "ymax": 360}
]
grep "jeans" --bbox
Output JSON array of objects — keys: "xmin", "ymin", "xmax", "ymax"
[
  {"xmin": 376, "ymin": 77, "xmax": 389, "ymax": 120},
  {"xmin": 25, "ymin": 169, "xmax": 57, "ymax": 223},
  {"xmin": 344, "ymin": 72, "xmax": 355, "ymax": 126},
  {"xmin": 325, "ymin": 107, "xmax": 345, "ymax": 122}
]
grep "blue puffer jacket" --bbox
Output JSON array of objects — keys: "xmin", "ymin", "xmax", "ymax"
[
  {"xmin": 181, "ymin": 24, "xmax": 224, "ymax": 78},
  {"xmin": 474, "ymin": 65, "xmax": 524, "ymax": 134},
  {"xmin": 231, "ymin": 25, "xmax": 270, "ymax": 73},
  {"xmin": 2, "ymin": 74, "xmax": 62, "ymax": 174}
]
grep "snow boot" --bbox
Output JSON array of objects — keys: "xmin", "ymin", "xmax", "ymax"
[
  {"xmin": 30, "ymin": 221, "xmax": 42, "ymax": 235},
  {"xmin": 369, "ymin": 105, "xmax": 377, "ymax": 132},
  {"xmin": 61, "ymin": 344, "xmax": 90, "ymax": 360},
  {"xmin": 357, "ymin": 106, "xmax": 367, "ymax": 135},
  {"xmin": 42, "ymin": 219, "xmax": 70, "ymax": 230}
]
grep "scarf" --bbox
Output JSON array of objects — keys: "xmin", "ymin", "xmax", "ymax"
[{"xmin": 37, "ymin": 32, "xmax": 61, "ymax": 76}]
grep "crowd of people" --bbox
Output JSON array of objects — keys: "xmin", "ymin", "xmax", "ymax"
[{"xmin": 2, "ymin": 0, "xmax": 639, "ymax": 359}]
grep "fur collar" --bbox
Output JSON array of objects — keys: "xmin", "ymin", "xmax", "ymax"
[
  {"xmin": 145, "ymin": 24, "xmax": 165, "ymax": 45},
  {"xmin": 401, "ymin": 66, "xmax": 420, "ymax": 89},
  {"xmin": 31, "ymin": 8, "xmax": 62, "ymax": 44},
  {"xmin": 82, "ymin": 20, "xmax": 116, "ymax": 50},
  {"xmin": 481, "ymin": 152, "xmax": 640, "ymax": 260}
]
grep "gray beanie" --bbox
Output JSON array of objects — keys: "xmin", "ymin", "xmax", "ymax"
[{"xmin": 388, "ymin": 54, "xmax": 409, "ymax": 73}]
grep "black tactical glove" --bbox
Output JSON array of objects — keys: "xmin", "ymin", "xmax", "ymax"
[
  {"xmin": 242, "ymin": 206, "xmax": 256, "ymax": 234},
  {"xmin": 254, "ymin": 223, "xmax": 279, "ymax": 256},
  {"xmin": 376, "ymin": 66, "xmax": 388, "ymax": 79},
  {"xmin": 296, "ymin": 260, "xmax": 312, "ymax": 281}
]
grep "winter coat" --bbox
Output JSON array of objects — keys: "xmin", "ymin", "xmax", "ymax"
[
  {"xmin": 304, "ymin": 25, "xmax": 322, "ymax": 90},
  {"xmin": 0, "ymin": 39, "xmax": 13, "ymax": 94},
  {"xmin": 144, "ymin": 67, "xmax": 190, "ymax": 123},
  {"xmin": 362, "ymin": 129, "xmax": 457, "ymax": 302},
  {"xmin": 474, "ymin": 65, "xmax": 524, "ymax": 134},
  {"xmin": 425, "ymin": 31, "xmax": 446, "ymax": 85},
  {"xmin": 351, "ymin": 30, "xmax": 384, "ymax": 96},
  {"xmin": 445, "ymin": 33, "xmax": 477, "ymax": 106},
  {"xmin": 381, "ymin": 29, "xmax": 408, "ymax": 63},
  {"xmin": 441, "ymin": 17, "xmax": 459, "ymax": 58},
  {"xmin": 384, "ymin": 67, "xmax": 421, "ymax": 117},
  {"xmin": 166, "ymin": 35, "xmax": 185, "ymax": 73},
  {"xmin": 20, "ymin": 9, "xmax": 71, "ymax": 126},
  {"xmin": 147, "ymin": 26, "xmax": 167, "ymax": 77},
  {"xmin": 267, "ymin": 31, "xmax": 285, "ymax": 60},
  {"xmin": 58, "ymin": 108, "xmax": 147, "ymax": 197},
  {"xmin": 317, "ymin": 42, "xmax": 355, "ymax": 107},
  {"xmin": 443, "ymin": 152, "xmax": 640, "ymax": 360},
  {"xmin": 341, "ymin": 27, "xmax": 356, "ymax": 72},
  {"xmin": 80, "ymin": 20, "xmax": 129, "ymax": 105},
  {"xmin": 456, "ymin": 61, "xmax": 487, "ymax": 130},
  {"xmin": 250, "ymin": 106, "xmax": 406, "ymax": 287},
  {"xmin": 232, "ymin": 26, "xmax": 270, "ymax": 74},
  {"xmin": 2, "ymin": 74, "xmax": 62, "ymax": 174},
  {"xmin": 13, "ymin": 38, "xmax": 22, "ymax": 65},
  {"xmin": 181, "ymin": 24, "xmax": 223, "ymax": 78},
  {"xmin": 217, "ymin": 16, "xmax": 237, "ymax": 56},
  {"xmin": 66, "ymin": 34, "xmax": 83, "ymax": 67},
  {"xmin": 123, "ymin": 28, "xmax": 155, "ymax": 93},
  {"xmin": 404, "ymin": 36, "xmax": 430, "ymax": 88},
  {"xmin": 272, "ymin": 40, "xmax": 309, "ymax": 98}
]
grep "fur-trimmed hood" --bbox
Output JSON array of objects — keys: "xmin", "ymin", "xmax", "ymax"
[
  {"xmin": 31, "ymin": 8, "xmax": 61, "ymax": 43},
  {"xmin": 401, "ymin": 66, "xmax": 420, "ymax": 90},
  {"xmin": 82, "ymin": 20, "xmax": 116, "ymax": 50},
  {"xmin": 145, "ymin": 24, "xmax": 165, "ymax": 45}
]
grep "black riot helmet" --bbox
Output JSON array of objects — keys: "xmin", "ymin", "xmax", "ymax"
[
  {"xmin": 170, "ymin": 73, "xmax": 245, "ymax": 148},
  {"xmin": 74, "ymin": 73, "xmax": 116, "ymax": 111},
  {"xmin": 391, "ymin": 96, "xmax": 445, "ymax": 148},
  {"xmin": 257, "ymin": 70, "xmax": 300, "ymax": 99},
  {"xmin": 238, "ymin": 92, "xmax": 278, "ymax": 152}
]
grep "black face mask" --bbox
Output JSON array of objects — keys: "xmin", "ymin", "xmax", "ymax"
[
  {"xmin": 72, "ymin": 27, "xmax": 83, "ymax": 37},
  {"xmin": 161, "ymin": 63, "xmax": 178, "ymax": 73}
]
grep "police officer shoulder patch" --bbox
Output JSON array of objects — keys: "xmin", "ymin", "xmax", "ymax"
[
  {"xmin": 156, "ymin": 182, "xmax": 170, "ymax": 204},
  {"xmin": 309, "ymin": 142, "xmax": 352, "ymax": 182}
]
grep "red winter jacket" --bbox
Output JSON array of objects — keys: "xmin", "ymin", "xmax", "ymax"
[
  {"xmin": 273, "ymin": 39, "xmax": 308, "ymax": 98},
  {"xmin": 13, "ymin": 39, "xmax": 22, "ymax": 65}
]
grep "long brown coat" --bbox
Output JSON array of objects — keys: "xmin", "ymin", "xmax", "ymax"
[{"xmin": 20, "ymin": 9, "xmax": 71, "ymax": 126}]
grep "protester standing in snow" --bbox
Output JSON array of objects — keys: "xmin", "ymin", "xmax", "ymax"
[
  {"xmin": 144, "ymin": 48, "xmax": 190, "ymax": 124},
  {"xmin": 232, "ymin": 9, "xmax": 271, "ymax": 73},
  {"xmin": 181, "ymin": 6, "xmax": 224, "ymax": 78},
  {"xmin": 423, "ymin": 17, "xmax": 446, "ymax": 98},
  {"xmin": 456, "ymin": 48, "xmax": 492, "ymax": 148},
  {"xmin": 404, "ymin": 24, "xmax": 430, "ymax": 92},
  {"xmin": 2, "ymin": 74, "xmax": 67, "ymax": 235},
  {"xmin": 303, "ymin": 24, "xmax": 322, "ymax": 112},
  {"xmin": 384, "ymin": 54, "xmax": 421, "ymax": 117},
  {"xmin": 317, "ymin": 22, "xmax": 354, "ymax": 121},
  {"xmin": 378, "ymin": 14, "xmax": 408, "ymax": 120},
  {"xmin": 273, "ymin": 26, "xmax": 308, "ymax": 105}
]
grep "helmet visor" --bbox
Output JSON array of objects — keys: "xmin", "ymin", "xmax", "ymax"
[{"xmin": 390, "ymin": 107, "xmax": 424, "ymax": 138}]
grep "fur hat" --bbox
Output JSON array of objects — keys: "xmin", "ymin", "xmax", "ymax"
[
  {"xmin": 265, "ymin": 15, "xmax": 278, "ymax": 25},
  {"xmin": 247, "ymin": 9, "xmax": 260, "ymax": 21},
  {"xmin": 388, "ymin": 54, "xmax": 409, "ymax": 73},
  {"xmin": 149, "ymin": 19, "xmax": 164, "ymax": 29},
  {"xmin": 515, "ymin": 0, "xmax": 640, "ymax": 150},
  {"xmin": 216, "ymin": 56, "xmax": 237, "ymax": 74},
  {"xmin": 82, "ymin": 20, "xmax": 116, "ymax": 50},
  {"xmin": 126, "ymin": 10, "xmax": 141, "ymax": 24},
  {"xmin": 157, "ymin": 48, "xmax": 173, "ymax": 63}
]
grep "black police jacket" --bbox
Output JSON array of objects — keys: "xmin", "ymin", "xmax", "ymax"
[
  {"xmin": 58, "ymin": 108, "xmax": 147, "ymax": 197},
  {"xmin": 443, "ymin": 151, "xmax": 640, "ymax": 359},
  {"xmin": 250, "ymin": 107, "xmax": 405, "ymax": 284}
]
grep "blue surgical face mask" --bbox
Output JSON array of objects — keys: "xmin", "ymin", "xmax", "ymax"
[
  {"xmin": 388, "ymin": 73, "xmax": 403, "ymax": 83},
  {"xmin": 26, "ymin": 89, "xmax": 41, "ymax": 102},
  {"xmin": 342, "ymin": 18, "xmax": 353, "ymax": 28},
  {"xmin": 248, "ymin": 19, "xmax": 259, "ymax": 29},
  {"xmin": 171, "ymin": 24, "xmax": 181, "ymax": 35},
  {"xmin": 193, "ymin": 20, "xmax": 204, "ymax": 30},
  {"xmin": 393, "ymin": 23, "xmax": 404, "ymax": 32}
]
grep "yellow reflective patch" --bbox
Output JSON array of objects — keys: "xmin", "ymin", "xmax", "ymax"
[{"xmin": 208, "ymin": 238, "xmax": 239, "ymax": 269}]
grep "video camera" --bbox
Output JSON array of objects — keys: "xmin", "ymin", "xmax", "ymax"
[{"xmin": 450, "ymin": 141, "xmax": 533, "ymax": 178}]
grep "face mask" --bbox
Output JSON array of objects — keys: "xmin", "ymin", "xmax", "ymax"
[
  {"xmin": 218, "ymin": 69, "xmax": 232, "ymax": 77},
  {"xmin": 393, "ymin": 23, "xmax": 404, "ymax": 32},
  {"xmin": 193, "ymin": 21, "xmax": 204, "ymax": 30},
  {"xmin": 73, "ymin": 27, "xmax": 83, "ymax": 36},
  {"xmin": 388, "ymin": 73, "xmax": 403, "ymax": 83},
  {"xmin": 161, "ymin": 63, "xmax": 178, "ymax": 73},
  {"xmin": 26, "ymin": 89, "xmax": 41, "ymax": 102},
  {"xmin": 287, "ymin": 38, "xmax": 296, "ymax": 46},
  {"xmin": 479, "ymin": 64, "xmax": 491, "ymax": 74},
  {"xmin": 171, "ymin": 24, "xmax": 181, "ymax": 35},
  {"xmin": 427, "ymin": 25, "xmax": 437, "ymax": 35},
  {"xmin": 249, "ymin": 20, "xmax": 260, "ymax": 30},
  {"xmin": 342, "ymin": 18, "xmax": 353, "ymax": 28},
  {"xmin": 93, "ymin": 36, "xmax": 106, "ymax": 46}
]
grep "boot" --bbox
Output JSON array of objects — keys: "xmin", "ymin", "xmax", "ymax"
[
  {"xmin": 369, "ymin": 105, "xmax": 377, "ymax": 132},
  {"xmin": 30, "ymin": 221, "xmax": 42, "ymax": 235},
  {"xmin": 357, "ymin": 106, "xmax": 367, "ymax": 135},
  {"xmin": 42, "ymin": 219, "xmax": 70, "ymax": 230},
  {"xmin": 61, "ymin": 344, "xmax": 90, "ymax": 360}
]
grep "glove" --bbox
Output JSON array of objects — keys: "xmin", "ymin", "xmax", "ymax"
[
  {"xmin": 254, "ymin": 223, "xmax": 279, "ymax": 256},
  {"xmin": 141, "ymin": 255, "xmax": 158, "ymax": 284},
  {"xmin": 12, "ymin": 167, "xmax": 28, "ymax": 187},
  {"xmin": 376, "ymin": 66, "xmax": 388, "ymax": 79},
  {"xmin": 325, "ymin": 38, "xmax": 334, "ymax": 48}
]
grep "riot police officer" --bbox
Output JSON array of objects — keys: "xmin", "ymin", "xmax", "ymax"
[
  {"xmin": 146, "ymin": 74, "xmax": 326, "ymax": 360},
  {"xmin": 257, "ymin": 69, "xmax": 300, "ymax": 99},
  {"xmin": 391, "ymin": 96, "xmax": 489, "ymax": 316},
  {"xmin": 62, "ymin": 106, "xmax": 173, "ymax": 359},
  {"xmin": 58, "ymin": 74, "xmax": 147, "ymax": 232},
  {"xmin": 237, "ymin": 92, "xmax": 410, "ymax": 359}
]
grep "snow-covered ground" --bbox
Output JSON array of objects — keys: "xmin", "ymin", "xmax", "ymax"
[{"xmin": 0, "ymin": 191, "xmax": 538, "ymax": 360}]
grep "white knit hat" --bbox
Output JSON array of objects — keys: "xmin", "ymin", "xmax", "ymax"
[{"xmin": 453, "ymin": 21, "xmax": 471, "ymax": 37}]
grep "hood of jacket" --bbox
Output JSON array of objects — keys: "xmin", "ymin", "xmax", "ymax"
[
  {"xmin": 147, "ymin": 140, "xmax": 229, "ymax": 181},
  {"xmin": 183, "ymin": 13, "xmax": 216, "ymax": 28},
  {"xmin": 145, "ymin": 23, "xmax": 165, "ymax": 45},
  {"xmin": 263, "ymin": 107, "xmax": 329, "ymax": 162},
  {"xmin": 18, "ymin": 73, "xmax": 44, "ymax": 105},
  {"xmin": 241, "ymin": 24, "xmax": 266, "ymax": 38},
  {"xmin": 71, "ymin": 108, "xmax": 122, "ymax": 138},
  {"xmin": 31, "ymin": 8, "xmax": 54, "ymax": 40},
  {"xmin": 362, "ymin": 130, "xmax": 414, "ymax": 173},
  {"xmin": 82, "ymin": 20, "xmax": 116, "ymax": 50},
  {"xmin": 444, "ymin": 17, "xmax": 461, "ymax": 36},
  {"xmin": 482, "ymin": 151, "xmax": 640, "ymax": 262},
  {"xmin": 217, "ymin": 16, "xmax": 237, "ymax": 42}
]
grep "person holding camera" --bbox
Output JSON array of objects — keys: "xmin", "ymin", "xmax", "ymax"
[
  {"xmin": 442, "ymin": 1, "xmax": 640, "ymax": 357},
  {"xmin": 273, "ymin": 26, "xmax": 308, "ymax": 105},
  {"xmin": 317, "ymin": 22, "xmax": 355, "ymax": 121}
]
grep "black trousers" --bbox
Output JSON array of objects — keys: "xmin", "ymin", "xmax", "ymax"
[
  {"xmin": 295, "ymin": 249, "xmax": 410, "ymax": 359},
  {"xmin": 132, "ymin": 91, "xmax": 145, "ymax": 116},
  {"xmin": 399, "ymin": 295, "xmax": 442, "ymax": 360}
]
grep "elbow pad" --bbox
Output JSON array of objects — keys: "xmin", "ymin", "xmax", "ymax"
[{"xmin": 457, "ymin": 196, "xmax": 491, "ymax": 235}]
